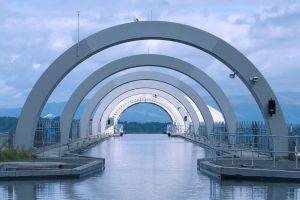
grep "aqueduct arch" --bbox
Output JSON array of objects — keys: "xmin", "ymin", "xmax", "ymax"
[
  {"xmin": 92, "ymin": 83, "xmax": 200, "ymax": 136},
  {"xmin": 80, "ymin": 71, "xmax": 213, "ymax": 137},
  {"xmin": 61, "ymin": 55, "xmax": 236, "ymax": 143},
  {"xmin": 103, "ymin": 97, "xmax": 187, "ymax": 134},
  {"xmin": 15, "ymin": 21, "xmax": 287, "ymax": 153},
  {"xmin": 110, "ymin": 96, "xmax": 186, "ymax": 126},
  {"xmin": 96, "ymin": 92, "xmax": 188, "ymax": 135},
  {"xmin": 112, "ymin": 96, "xmax": 182, "ymax": 124}
]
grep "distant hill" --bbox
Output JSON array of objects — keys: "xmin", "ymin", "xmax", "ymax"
[
  {"xmin": 119, "ymin": 121, "xmax": 170, "ymax": 133},
  {"xmin": 119, "ymin": 103, "xmax": 171, "ymax": 123},
  {"xmin": 0, "ymin": 101, "xmax": 87, "ymax": 119},
  {"xmin": 201, "ymin": 92, "xmax": 300, "ymax": 123},
  {"xmin": 0, "ymin": 92, "xmax": 299, "ymax": 123}
]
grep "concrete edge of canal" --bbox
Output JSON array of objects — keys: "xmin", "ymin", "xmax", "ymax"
[
  {"xmin": 168, "ymin": 133, "xmax": 300, "ymax": 182},
  {"xmin": 0, "ymin": 156, "xmax": 105, "ymax": 181},
  {"xmin": 0, "ymin": 135, "xmax": 119, "ymax": 181},
  {"xmin": 198, "ymin": 159, "xmax": 300, "ymax": 182}
]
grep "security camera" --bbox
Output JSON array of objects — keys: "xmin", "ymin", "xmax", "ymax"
[
  {"xmin": 229, "ymin": 73, "xmax": 236, "ymax": 79},
  {"xmin": 249, "ymin": 76, "xmax": 258, "ymax": 82}
]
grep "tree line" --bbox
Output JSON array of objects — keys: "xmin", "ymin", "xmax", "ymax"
[
  {"xmin": 0, "ymin": 117, "xmax": 18, "ymax": 132},
  {"xmin": 119, "ymin": 121, "xmax": 171, "ymax": 133},
  {"xmin": 0, "ymin": 117, "xmax": 300, "ymax": 135}
]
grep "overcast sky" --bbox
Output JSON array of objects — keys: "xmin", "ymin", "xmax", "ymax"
[{"xmin": 0, "ymin": 0, "xmax": 299, "ymax": 108}]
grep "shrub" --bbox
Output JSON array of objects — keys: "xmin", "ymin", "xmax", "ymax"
[{"xmin": 0, "ymin": 149, "xmax": 36, "ymax": 162}]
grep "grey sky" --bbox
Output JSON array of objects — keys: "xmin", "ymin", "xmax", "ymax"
[{"xmin": 0, "ymin": 0, "xmax": 299, "ymax": 108}]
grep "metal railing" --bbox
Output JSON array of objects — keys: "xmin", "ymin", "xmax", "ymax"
[
  {"xmin": 34, "ymin": 118, "xmax": 61, "ymax": 147},
  {"xmin": 166, "ymin": 124, "xmax": 194, "ymax": 136},
  {"xmin": 36, "ymin": 132, "xmax": 113, "ymax": 156},
  {"xmin": 0, "ymin": 132, "xmax": 14, "ymax": 150},
  {"xmin": 209, "ymin": 132, "xmax": 300, "ymax": 168},
  {"xmin": 196, "ymin": 122, "xmax": 208, "ymax": 138},
  {"xmin": 114, "ymin": 124, "xmax": 124, "ymax": 134}
]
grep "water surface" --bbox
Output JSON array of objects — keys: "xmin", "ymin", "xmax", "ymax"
[{"xmin": 0, "ymin": 134, "xmax": 300, "ymax": 200}]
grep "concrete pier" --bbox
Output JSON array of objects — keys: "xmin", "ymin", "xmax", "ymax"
[
  {"xmin": 198, "ymin": 159, "xmax": 300, "ymax": 182},
  {"xmin": 0, "ymin": 135, "xmax": 116, "ymax": 181},
  {"xmin": 0, "ymin": 157, "xmax": 105, "ymax": 181}
]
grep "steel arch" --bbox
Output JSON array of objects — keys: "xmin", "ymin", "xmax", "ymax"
[
  {"xmin": 92, "ymin": 83, "xmax": 199, "ymax": 135},
  {"xmin": 79, "ymin": 71, "xmax": 216, "ymax": 138},
  {"xmin": 16, "ymin": 21, "xmax": 287, "ymax": 153}
]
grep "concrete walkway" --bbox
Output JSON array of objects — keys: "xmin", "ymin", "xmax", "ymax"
[
  {"xmin": 0, "ymin": 157, "xmax": 105, "ymax": 180},
  {"xmin": 36, "ymin": 134, "xmax": 113, "ymax": 158},
  {"xmin": 198, "ymin": 159, "xmax": 300, "ymax": 182},
  {"xmin": 0, "ymin": 134, "xmax": 115, "ymax": 181},
  {"xmin": 170, "ymin": 133, "xmax": 300, "ymax": 182}
]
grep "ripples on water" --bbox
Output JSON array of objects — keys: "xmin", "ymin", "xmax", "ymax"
[{"xmin": 1, "ymin": 134, "xmax": 300, "ymax": 200}]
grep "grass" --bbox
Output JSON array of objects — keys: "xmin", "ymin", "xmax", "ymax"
[{"xmin": 0, "ymin": 149, "xmax": 36, "ymax": 162}]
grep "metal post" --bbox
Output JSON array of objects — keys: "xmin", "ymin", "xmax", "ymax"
[
  {"xmin": 240, "ymin": 143, "xmax": 242, "ymax": 159},
  {"xmin": 273, "ymin": 138, "xmax": 276, "ymax": 168},
  {"xmin": 296, "ymin": 136, "xmax": 298, "ymax": 169},
  {"xmin": 251, "ymin": 136, "xmax": 254, "ymax": 166},
  {"xmin": 76, "ymin": 11, "xmax": 80, "ymax": 57},
  {"xmin": 59, "ymin": 143, "xmax": 61, "ymax": 157},
  {"xmin": 232, "ymin": 134, "xmax": 235, "ymax": 165},
  {"xmin": 210, "ymin": 134, "xmax": 213, "ymax": 161},
  {"xmin": 214, "ymin": 134, "xmax": 217, "ymax": 162}
]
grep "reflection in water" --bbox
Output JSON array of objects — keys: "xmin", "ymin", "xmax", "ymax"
[
  {"xmin": 0, "ymin": 134, "xmax": 300, "ymax": 200},
  {"xmin": 210, "ymin": 179, "xmax": 300, "ymax": 200}
]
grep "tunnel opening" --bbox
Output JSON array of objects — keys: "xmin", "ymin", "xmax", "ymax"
[{"xmin": 118, "ymin": 103, "xmax": 172, "ymax": 134}]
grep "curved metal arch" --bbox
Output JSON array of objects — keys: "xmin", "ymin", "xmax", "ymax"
[
  {"xmin": 113, "ymin": 99, "xmax": 175, "ymax": 125},
  {"xmin": 115, "ymin": 100, "xmax": 175, "ymax": 124},
  {"xmin": 60, "ymin": 54, "xmax": 236, "ymax": 143},
  {"xmin": 92, "ymin": 83, "xmax": 199, "ymax": 136},
  {"xmin": 16, "ymin": 21, "xmax": 287, "ymax": 152},
  {"xmin": 80, "ymin": 70, "xmax": 216, "ymax": 138},
  {"xmin": 97, "ymin": 87, "xmax": 195, "ymax": 135},
  {"xmin": 113, "ymin": 95, "xmax": 184, "ymax": 124},
  {"xmin": 96, "ymin": 92, "xmax": 187, "ymax": 134}
]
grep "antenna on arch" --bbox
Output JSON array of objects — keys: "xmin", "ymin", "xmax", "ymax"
[{"xmin": 76, "ymin": 10, "xmax": 80, "ymax": 57}]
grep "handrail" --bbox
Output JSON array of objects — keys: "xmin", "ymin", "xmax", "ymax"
[{"xmin": 208, "ymin": 132, "xmax": 299, "ymax": 168}]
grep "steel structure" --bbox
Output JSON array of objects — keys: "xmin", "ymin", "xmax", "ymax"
[
  {"xmin": 61, "ymin": 54, "xmax": 237, "ymax": 143},
  {"xmin": 15, "ymin": 21, "xmax": 287, "ymax": 153},
  {"xmin": 95, "ymin": 93, "xmax": 187, "ymax": 134},
  {"xmin": 92, "ymin": 84, "xmax": 198, "ymax": 135},
  {"xmin": 79, "ymin": 70, "xmax": 226, "ymax": 138}
]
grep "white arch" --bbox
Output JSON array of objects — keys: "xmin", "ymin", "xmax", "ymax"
[
  {"xmin": 16, "ymin": 21, "xmax": 287, "ymax": 153},
  {"xmin": 60, "ymin": 55, "xmax": 236, "ymax": 143},
  {"xmin": 113, "ymin": 98, "xmax": 178, "ymax": 124},
  {"xmin": 92, "ymin": 83, "xmax": 199, "ymax": 135},
  {"xmin": 96, "ymin": 93, "xmax": 187, "ymax": 134},
  {"xmin": 98, "ymin": 89, "xmax": 193, "ymax": 134},
  {"xmin": 80, "ymin": 70, "xmax": 218, "ymax": 138}
]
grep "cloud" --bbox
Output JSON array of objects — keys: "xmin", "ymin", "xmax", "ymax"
[
  {"xmin": 9, "ymin": 54, "xmax": 20, "ymax": 63},
  {"xmin": 0, "ymin": 0, "xmax": 299, "ymax": 109},
  {"xmin": 32, "ymin": 63, "xmax": 41, "ymax": 69},
  {"xmin": 0, "ymin": 80, "xmax": 23, "ymax": 99}
]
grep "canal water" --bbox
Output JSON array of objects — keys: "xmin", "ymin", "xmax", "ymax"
[{"xmin": 1, "ymin": 134, "xmax": 300, "ymax": 199}]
